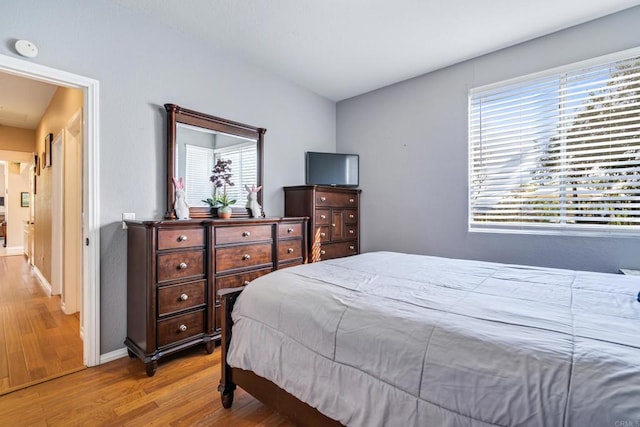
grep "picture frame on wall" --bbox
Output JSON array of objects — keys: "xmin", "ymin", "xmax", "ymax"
[
  {"xmin": 44, "ymin": 132, "xmax": 53, "ymax": 168},
  {"xmin": 34, "ymin": 153, "xmax": 40, "ymax": 176},
  {"xmin": 21, "ymin": 192, "xmax": 29, "ymax": 208}
]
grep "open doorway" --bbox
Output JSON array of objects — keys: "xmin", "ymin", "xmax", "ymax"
[
  {"xmin": 0, "ymin": 76, "xmax": 85, "ymax": 394},
  {"xmin": 0, "ymin": 161, "xmax": 6, "ymax": 249},
  {"xmin": 0, "ymin": 53, "xmax": 100, "ymax": 393}
]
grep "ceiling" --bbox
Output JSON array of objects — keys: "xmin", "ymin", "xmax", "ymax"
[
  {"xmin": 2, "ymin": 0, "xmax": 639, "ymax": 130},
  {"xmin": 114, "ymin": 0, "xmax": 640, "ymax": 101},
  {"xmin": 0, "ymin": 72, "xmax": 56, "ymax": 130}
]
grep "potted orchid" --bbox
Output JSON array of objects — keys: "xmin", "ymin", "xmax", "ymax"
[{"xmin": 202, "ymin": 158, "xmax": 236, "ymax": 218}]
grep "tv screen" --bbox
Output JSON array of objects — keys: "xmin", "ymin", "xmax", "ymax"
[{"xmin": 305, "ymin": 152, "xmax": 359, "ymax": 187}]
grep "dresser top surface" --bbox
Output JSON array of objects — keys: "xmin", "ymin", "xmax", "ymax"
[
  {"xmin": 125, "ymin": 217, "xmax": 307, "ymax": 228},
  {"xmin": 283, "ymin": 185, "xmax": 361, "ymax": 193}
]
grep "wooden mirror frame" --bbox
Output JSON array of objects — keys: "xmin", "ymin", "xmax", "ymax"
[{"xmin": 165, "ymin": 103, "xmax": 265, "ymax": 219}]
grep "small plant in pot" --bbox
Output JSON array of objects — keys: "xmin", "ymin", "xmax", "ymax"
[{"xmin": 202, "ymin": 158, "xmax": 236, "ymax": 219}]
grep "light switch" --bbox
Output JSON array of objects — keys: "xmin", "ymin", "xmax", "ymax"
[{"xmin": 122, "ymin": 212, "xmax": 135, "ymax": 229}]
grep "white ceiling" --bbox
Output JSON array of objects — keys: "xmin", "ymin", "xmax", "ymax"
[
  {"xmin": 0, "ymin": 72, "xmax": 57, "ymax": 129},
  {"xmin": 114, "ymin": 0, "xmax": 640, "ymax": 101},
  {"xmin": 2, "ymin": 0, "xmax": 639, "ymax": 130}
]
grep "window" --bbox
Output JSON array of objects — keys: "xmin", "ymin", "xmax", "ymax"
[
  {"xmin": 213, "ymin": 142, "xmax": 257, "ymax": 208},
  {"xmin": 184, "ymin": 144, "xmax": 215, "ymax": 206},
  {"xmin": 184, "ymin": 142, "xmax": 258, "ymax": 208},
  {"xmin": 469, "ymin": 49, "xmax": 640, "ymax": 236}
]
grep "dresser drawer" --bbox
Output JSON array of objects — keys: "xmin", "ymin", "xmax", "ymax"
[
  {"xmin": 315, "ymin": 209, "xmax": 330, "ymax": 225},
  {"xmin": 278, "ymin": 239, "xmax": 303, "ymax": 262},
  {"xmin": 278, "ymin": 222, "xmax": 303, "ymax": 238},
  {"xmin": 316, "ymin": 241, "xmax": 358, "ymax": 261},
  {"xmin": 157, "ymin": 280, "xmax": 206, "ymax": 317},
  {"xmin": 157, "ymin": 250, "xmax": 205, "ymax": 283},
  {"xmin": 315, "ymin": 191, "xmax": 358, "ymax": 207},
  {"xmin": 346, "ymin": 225, "xmax": 358, "ymax": 239},
  {"xmin": 215, "ymin": 225, "xmax": 272, "ymax": 245},
  {"xmin": 215, "ymin": 268, "xmax": 272, "ymax": 302},
  {"xmin": 278, "ymin": 259, "xmax": 304, "ymax": 269},
  {"xmin": 345, "ymin": 209, "xmax": 358, "ymax": 224},
  {"xmin": 157, "ymin": 228, "xmax": 205, "ymax": 250},
  {"xmin": 314, "ymin": 226, "xmax": 330, "ymax": 243},
  {"xmin": 157, "ymin": 310, "xmax": 205, "ymax": 348},
  {"xmin": 215, "ymin": 242, "xmax": 273, "ymax": 273}
]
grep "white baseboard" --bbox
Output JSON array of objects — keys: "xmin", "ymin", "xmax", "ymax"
[
  {"xmin": 32, "ymin": 265, "xmax": 52, "ymax": 295},
  {"xmin": 100, "ymin": 347, "xmax": 128, "ymax": 364},
  {"xmin": 2, "ymin": 246, "xmax": 25, "ymax": 256}
]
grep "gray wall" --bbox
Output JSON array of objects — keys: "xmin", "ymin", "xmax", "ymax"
[
  {"xmin": 0, "ymin": 0, "xmax": 335, "ymax": 353},
  {"xmin": 337, "ymin": 6, "xmax": 640, "ymax": 274}
]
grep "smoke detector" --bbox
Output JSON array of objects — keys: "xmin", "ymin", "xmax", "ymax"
[{"xmin": 15, "ymin": 40, "xmax": 38, "ymax": 58}]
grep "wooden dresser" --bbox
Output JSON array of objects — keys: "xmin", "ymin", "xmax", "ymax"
[
  {"xmin": 125, "ymin": 217, "xmax": 307, "ymax": 376},
  {"xmin": 284, "ymin": 185, "xmax": 360, "ymax": 262}
]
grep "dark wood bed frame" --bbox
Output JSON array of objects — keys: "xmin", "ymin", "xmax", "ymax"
[{"xmin": 217, "ymin": 288, "xmax": 343, "ymax": 427}]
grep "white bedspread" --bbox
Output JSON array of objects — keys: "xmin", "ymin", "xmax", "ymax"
[{"xmin": 227, "ymin": 251, "xmax": 640, "ymax": 426}]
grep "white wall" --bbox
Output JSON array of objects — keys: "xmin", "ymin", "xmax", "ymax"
[
  {"xmin": 337, "ymin": 6, "xmax": 640, "ymax": 273},
  {"xmin": 0, "ymin": 0, "xmax": 335, "ymax": 353}
]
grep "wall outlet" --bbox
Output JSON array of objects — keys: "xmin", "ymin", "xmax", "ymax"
[{"xmin": 122, "ymin": 212, "xmax": 135, "ymax": 229}]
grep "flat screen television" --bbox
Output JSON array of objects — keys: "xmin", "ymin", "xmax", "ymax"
[{"xmin": 305, "ymin": 152, "xmax": 359, "ymax": 187}]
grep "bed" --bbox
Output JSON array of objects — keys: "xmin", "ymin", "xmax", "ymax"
[{"xmin": 218, "ymin": 251, "xmax": 640, "ymax": 426}]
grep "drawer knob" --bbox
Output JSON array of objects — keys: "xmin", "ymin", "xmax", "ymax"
[
  {"xmin": 179, "ymin": 293, "xmax": 188, "ymax": 301},
  {"xmin": 349, "ymin": 245, "xmax": 355, "ymax": 250},
  {"xmin": 349, "ymin": 214, "xmax": 354, "ymax": 219},
  {"xmin": 243, "ymin": 281, "xmax": 251, "ymax": 286},
  {"xmin": 242, "ymin": 231, "xmax": 251, "ymax": 237},
  {"xmin": 320, "ymin": 232, "xmax": 326, "ymax": 237},
  {"xmin": 242, "ymin": 254, "xmax": 251, "ymax": 260},
  {"xmin": 349, "ymin": 230, "xmax": 354, "ymax": 234},
  {"xmin": 332, "ymin": 223, "xmax": 336, "ymax": 227},
  {"xmin": 320, "ymin": 250, "xmax": 326, "ymax": 255},
  {"xmin": 179, "ymin": 324, "xmax": 187, "ymax": 332},
  {"xmin": 320, "ymin": 196, "xmax": 326, "ymax": 202},
  {"xmin": 178, "ymin": 235, "xmax": 188, "ymax": 242},
  {"xmin": 287, "ymin": 227, "xmax": 294, "ymax": 233},
  {"xmin": 320, "ymin": 214, "xmax": 326, "ymax": 219},
  {"xmin": 349, "ymin": 198, "xmax": 354, "ymax": 203},
  {"xmin": 178, "ymin": 262, "xmax": 188, "ymax": 270},
  {"xmin": 287, "ymin": 248, "xmax": 294, "ymax": 254}
]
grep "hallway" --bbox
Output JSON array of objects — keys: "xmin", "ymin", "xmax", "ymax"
[{"xmin": 0, "ymin": 255, "xmax": 84, "ymax": 395}]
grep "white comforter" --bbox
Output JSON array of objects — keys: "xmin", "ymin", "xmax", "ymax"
[{"xmin": 227, "ymin": 251, "xmax": 640, "ymax": 426}]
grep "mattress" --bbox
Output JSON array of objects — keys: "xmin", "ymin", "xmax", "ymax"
[{"xmin": 227, "ymin": 251, "xmax": 640, "ymax": 426}]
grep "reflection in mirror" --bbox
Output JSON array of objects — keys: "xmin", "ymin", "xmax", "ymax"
[
  {"xmin": 165, "ymin": 104, "xmax": 265, "ymax": 219},
  {"xmin": 175, "ymin": 123, "xmax": 258, "ymax": 208}
]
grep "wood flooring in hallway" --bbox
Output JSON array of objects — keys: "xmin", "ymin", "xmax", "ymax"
[{"xmin": 0, "ymin": 255, "xmax": 84, "ymax": 395}]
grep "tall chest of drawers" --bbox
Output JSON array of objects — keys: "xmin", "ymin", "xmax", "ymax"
[
  {"xmin": 284, "ymin": 185, "xmax": 361, "ymax": 262},
  {"xmin": 125, "ymin": 217, "xmax": 307, "ymax": 376}
]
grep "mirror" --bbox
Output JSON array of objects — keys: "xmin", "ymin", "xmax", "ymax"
[{"xmin": 165, "ymin": 104, "xmax": 265, "ymax": 219}]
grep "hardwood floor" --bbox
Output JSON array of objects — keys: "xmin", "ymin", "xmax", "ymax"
[
  {"xmin": 0, "ymin": 345, "xmax": 293, "ymax": 426},
  {"xmin": 0, "ymin": 255, "xmax": 84, "ymax": 395}
]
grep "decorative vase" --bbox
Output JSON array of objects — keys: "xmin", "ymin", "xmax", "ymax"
[{"xmin": 217, "ymin": 206, "xmax": 232, "ymax": 219}]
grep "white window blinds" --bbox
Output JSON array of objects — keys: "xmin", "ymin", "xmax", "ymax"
[
  {"xmin": 214, "ymin": 142, "xmax": 258, "ymax": 208},
  {"xmin": 185, "ymin": 144, "xmax": 215, "ymax": 207},
  {"xmin": 469, "ymin": 51, "xmax": 640, "ymax": 235}
]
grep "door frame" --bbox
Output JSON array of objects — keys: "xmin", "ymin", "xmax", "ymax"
[
  {"xmin": 0, "ymin": 53, "xmax": 101, "ymax": 367},
  {"xmin": 51, "ymin": 132, "xmax": 63, "ymax": 297}
]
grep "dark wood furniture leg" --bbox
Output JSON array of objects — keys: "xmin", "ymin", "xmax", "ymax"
[
  {"xmin": 145, "ymin": 361, "xmax": 158, "ymax": 377},
  {"xmin": 217, "ymin": 288, "xmax": 241, "ymax": 408}
]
